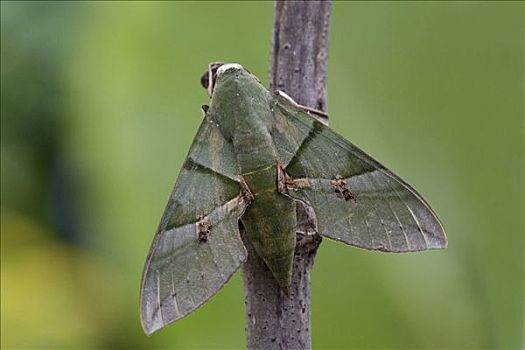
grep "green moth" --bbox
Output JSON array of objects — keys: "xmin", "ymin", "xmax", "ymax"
[{"xmin": 140, "ymin": 63, "xmax": 447, "ymax": 335}]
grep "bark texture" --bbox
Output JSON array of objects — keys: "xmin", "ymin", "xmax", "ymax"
[{"xmin": 241, "ymin": 1, "xmax": 332, "ymax": 349}]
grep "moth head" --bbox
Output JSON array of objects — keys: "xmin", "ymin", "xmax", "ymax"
[
  {"xmin": 201, "ymin": 62, "xmax": 263, "ymax": 100},
  {"xmin": 200, "ymin": 62, "xmax": 224, "ymax": 98},
  {"xmin": 200, "ymin": 63, "xmax": 246, "ymax": 97}
]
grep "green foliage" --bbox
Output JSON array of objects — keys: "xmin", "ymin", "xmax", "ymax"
[{"xmin": 1, "ymin": 1, "xmax": 523, "ymax": 349}]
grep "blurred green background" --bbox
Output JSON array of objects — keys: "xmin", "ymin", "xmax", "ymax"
[{"xmin": 1, "ymin": 1, "xmax": 523, "ymax": 349}]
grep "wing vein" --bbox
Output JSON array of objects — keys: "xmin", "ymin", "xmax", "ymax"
[
  {"xmin": 366, "ymin": 171, "xmax": 411, "ymax": 251},
  {"xmin": 391, "ymin": 210, "xmax": 410, "ymax": 250},
  {"xmin": 383, "ymin": 175, "xmax": 429, "ymax": 250},
  {"xmin": 363, "ymin": 172, "xmax": 393, "ymax": 250},
  {"xmin": 170, "ymin": 272, "xmax": 181, "ymax": 318},
  {"xmin": 396, "ymin": 191, "xmax": 429, "ymax": 249},
  {"xmin": 156, "ymin": 270, "xmax": 165, "ymax": 326}
]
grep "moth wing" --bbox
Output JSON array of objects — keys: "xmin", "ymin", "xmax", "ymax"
[
  {"xmin": 271, "ymin": 93, "xmax": 447, "ymax": 252},
  {"xmin": 140, "ymin": 113, "xmax": 248, "ymax": 335}
]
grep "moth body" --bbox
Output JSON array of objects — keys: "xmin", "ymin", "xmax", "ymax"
[{"xmin": 210, "ymin": 66, "xmax": 297, "ymax": 288}]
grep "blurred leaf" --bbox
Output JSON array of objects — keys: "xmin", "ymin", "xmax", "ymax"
[{"xmin": 1, "ymin": 212, "xmax": 120, "ymax": 349}]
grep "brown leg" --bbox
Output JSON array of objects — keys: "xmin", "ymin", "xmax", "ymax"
[
  {"xmin": 238, "ymin": 176, "xmax": 254, "ymax": 205},
  {"xmin": 296, "ymin": 104, "xmax": 328, "ymax": 120},
  {"xmin": 275, "ymin": 90, "xmax": 329, "ymax": 124}
]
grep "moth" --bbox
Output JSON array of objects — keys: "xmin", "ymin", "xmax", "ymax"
[{"xmin": 140, "ymin": 63, "xmax": 447, "ymax": 335}]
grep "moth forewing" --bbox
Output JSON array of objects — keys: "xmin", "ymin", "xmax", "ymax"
[{"xmin": 140, "ymin": 107, "xmax": 251, "ymax": 335}]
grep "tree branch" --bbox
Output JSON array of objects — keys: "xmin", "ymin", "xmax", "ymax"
[{"xmin": 241, "ymin": 1, "xmax": 332, "ymax": 349}]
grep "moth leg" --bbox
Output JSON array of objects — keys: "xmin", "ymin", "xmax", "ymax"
[
  {"xmin": 196, "ymin": 177, "xmax": 254, "ymax": 244},
  {"xmin": 295, "ymin": 104, "xmax": 329, "ymax": 121},
  {"xmin": 274, "ymin": 90, "xmax": 329, "ymax": 124},
  {"xmin": 276, "ymin": 163, "xmax": 311, "ymax": 195},
  {"xmin": 276, "ymin": 163, "xmax": 318, "ymax": 237},
  {"xmin": 296, "ymin": 203, "xmax": 319, "ymax": 238},
  {"xmin": 238, "ymin": 176, "xmax": 255, "ymax": 205},
  {"xmin": 277, "ymin": 162, "xmax": 289, "ymax": 195}
]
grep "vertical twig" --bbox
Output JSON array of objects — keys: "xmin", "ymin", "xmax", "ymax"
[{"xmin": 241, "ymin": 1, "xmax": 332, "ymax": 349}]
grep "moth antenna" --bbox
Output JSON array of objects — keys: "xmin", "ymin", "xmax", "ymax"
[
  {"xmin": 207, "ymin": 63, "xmax": 214, "ymax": 97},
  {"xmin": 199, "ymin": 62, "xmax": 224, "ymax": 98}
]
